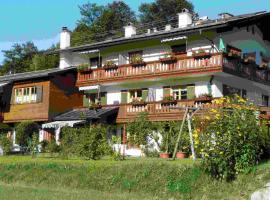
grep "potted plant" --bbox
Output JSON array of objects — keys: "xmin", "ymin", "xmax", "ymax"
[
  {"xmin": 131, "ymin": 98, "xmax": 146, "ymax": 106},
  {"xmin": 89, "ymin": 102, "xmax": 102, "ymax": 110},
  {"xmin": 195, "ymin": 93, "xmax": 213, "ymax": 103},
  {"xmin": 159, "ymin": 52, "xmax": 177, "ymax": 63},
  {"xmin": 130, "ymin": 55, "xmax": 145, "ymax": 67},
  {"xmin": 159, "ymin": 122, "xmax": 172, "ymax": 159},
  {"xmin": 161, "ymin": 95, "xmax": 177, "ymax": 105},
  {"xmin": 103, "ymin": 60, "xmax": 118, "ymax": 70},
  {"xmin": 192, "ymin": 49, "xmax": 210, "ymax": 59},
  {"xmin": 175, "ymin": 128, "xmax": 190, "ymax": 159},
  {"xmin": 77, "ymin": 63, "xmax": 92, "ymax": 73}
]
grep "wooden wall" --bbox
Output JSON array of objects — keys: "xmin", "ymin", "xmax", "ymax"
[{"xmin": 3, "ymin": 81, "xmax": 50, "ymax": 123}]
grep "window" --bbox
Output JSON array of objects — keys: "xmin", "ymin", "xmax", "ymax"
[
  {"xmin": 129, "ymin": 51, "xmax": 143, "ymax": 63},
  {"xmin": 172, "ymin": 87, "xmax": 187, "ymax": 100},
  {"xmin": 129, "ymin": 89, "xmax": 142, "ymax": 102},
  {"xmin": 223, "ymin": 85, "xmax": 247, "ymax": 98},
  {"xmin": 14, "ymin": 86, "xmax": 38, "ymax": 104},
  {"xmin": 90, "ymin": 57, "xmax": 102, "ymax": 68},
  {"xmin": 262, "ymin": 95, "xmax": 269, "ymax": 107}
]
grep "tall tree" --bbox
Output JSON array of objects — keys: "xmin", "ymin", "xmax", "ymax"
[
  {"xmin": 71, "ymin": 1, "xmax": 137, "ymax": 46},
  {"xmin": 0, "ymin": 42, "xmax": 38, "ymax": 75},
  {"xmin": 139, "ymin": 0, "xmax": 195, "ymax": 28},
  {"xmin": 29, "ymin": 46, "xmax": 59, "ymax": 71},
  {"xmin": 0, "ymin": 43, "xmax": 59, "ymax": 75}
]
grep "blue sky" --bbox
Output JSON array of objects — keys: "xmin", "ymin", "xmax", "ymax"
[{"xmin": 0, "ymin": 0, "xmax": 269, "ymax": 63}]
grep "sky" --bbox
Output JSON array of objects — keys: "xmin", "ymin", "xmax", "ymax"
[{"xmin": 0, "ymin": 0, "xmax": 269, "ymax": 63}]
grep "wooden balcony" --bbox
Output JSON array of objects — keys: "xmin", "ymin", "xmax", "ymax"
[
  {"xmin": 114, "ymin": 99, "xmax": 218, "ymax": 123},
  {"xmin": 77, "ymin": 53, "xmax": 224, "ymax": 86},
  {"xmin": 107, "ymin": 99, "xmax": 270, "ymax": 123},
  {"xmin": 223, "ymin": 56, "xmax": 270, "ymax": 85}
]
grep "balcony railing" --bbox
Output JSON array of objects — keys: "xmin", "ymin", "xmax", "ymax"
[
  {"xmin": 115, "ymin": 99, "xmax": 219, "ymax": 123},
  {"xmin": 223, "ymin": 57, "xmax": 270, "ymax": 84},
  {"xmin": 77, "ymin": 53, "xmax": 224, "ymax": 85}
]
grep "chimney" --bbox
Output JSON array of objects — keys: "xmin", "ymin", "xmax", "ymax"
[
  {"xmin": 218, "ymin": 13, "xmax": 234, "ymax": 20},
  {"xmin": 124, "ymin": 23, "xmax": 136, "ymax": 38},
  {"xmin": 60, "ymin": 27, "xmax": 71, "ymax": 49},
  {"xmin": 165, "ymin": 24, "xmax": 172, "ymax": 31},
  {"xmin": 177, "ymin": 8, "xmax": 192, "ymax": 28}
]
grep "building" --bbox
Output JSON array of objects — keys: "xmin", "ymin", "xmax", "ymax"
[
  {"xmin": 1, "ymin": 9, "xmax": 270, "ymax": 155},
  {"xmin": 0, "ymin": 67, "xmax": 83, "ymax": 145},
  {"xmin": 55, "ymin": 10, "xmax": 270, "ymax": 123}
]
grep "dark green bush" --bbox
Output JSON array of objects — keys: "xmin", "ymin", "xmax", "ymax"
[
  {"xmin": 258, "ymin": 125, "xmax": 270, "ymax": 160},
  {"xmin": 60, "ymin": 125, "xmax": 111, "ymax": 160},
  {"xmin": 0, "ymin": 135, "xmax": 12, "ymax": 155},
  {"xmin": 16, "ymin": 121, "xmax": 39, "ymax": 147}
]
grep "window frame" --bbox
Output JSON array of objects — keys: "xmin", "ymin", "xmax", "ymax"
[{"xmin": 14, "ymin": 86, "xmax": 38, "ymax": 104}]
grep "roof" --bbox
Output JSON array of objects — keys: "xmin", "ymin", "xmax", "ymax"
[
  {"xmin": 55, "ymin": 11, "xmax": 270, "ymax": 53},
  {"xmin": 53, "ymin": 107, "xmax": 119, "ymax": 121},
  {"xmin": 0, "ymin": 66, "xmax": 76, "ymax": 83}
]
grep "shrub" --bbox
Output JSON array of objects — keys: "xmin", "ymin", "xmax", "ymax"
[
  {"xmin": 195, "ymin": 96, "xmax": 260, "ymax": 181},
  {"xmin": 258, "ymin": 125, "xmax": 270, "ymax": 160},
  {"xmin": 28, "ymin": 133, "xmax": 39, "ymax": 157},
  {"xmin": 16, "ymin": 121, "xmax": 39, "ymax": 147},
  {"xmin": 40, "ymin": 140, "xmax": 49, "ymax": 153},
  {"xmin": 47, "ymin": 139, "xmax": 61, "ymax": 155},
  {"xmin": 127, "ymin": 112, "xmax": 153, "ymax": 146},
  {"xmin": 60, "ymin": 125, "xmax": 111, "ymax": 160},
  {"xmin": 60, "ymin": 127, "xmax": 78, "ymax": 158},
  {"xmin": 0, "ymin": 135, "xmax": 12, "ymax": 155}
]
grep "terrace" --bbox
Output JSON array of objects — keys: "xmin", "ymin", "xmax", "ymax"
[{"xmin": 77, "ymin": 52, "xmax": 270, "ymax": 87}]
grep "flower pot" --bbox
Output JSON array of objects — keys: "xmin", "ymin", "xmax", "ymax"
[
  {"xmin": 176, "ymin": 152, "xmax": 186, "ymax": 159},
  {"xmin": 159, "ymin": 152, "xmax": 170, "ymax": 159},
  {"xmin": 159, "ymin": 57, "xmax": 177, "ymax": 64}
]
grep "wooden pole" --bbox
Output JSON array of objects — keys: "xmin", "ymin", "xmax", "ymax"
[
  {"xmin": 172, "ymin": 108, "xmax": 188, "ymax": 160},
  {"xmin": 122, "ymin": 124, "xmax": 127, "ymax": 160},
  {"xmin": 187, "ymin": 112, "xmax": 196, "ymax": 160}
]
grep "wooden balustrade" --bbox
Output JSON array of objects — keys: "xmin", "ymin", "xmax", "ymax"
[
  {"xmin": 77, "ymin": 53, "xmax": 224, "ymax": 85},
  {"xmin": 115, "ymin": 99, "xmax": 221, "ymax": 123}
]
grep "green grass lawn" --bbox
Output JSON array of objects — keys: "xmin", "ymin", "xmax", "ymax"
[{"xmin": 0, "ymin": 155, "xmax": 270, "ymax": 200}]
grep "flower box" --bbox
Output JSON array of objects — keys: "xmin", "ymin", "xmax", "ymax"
[
  {"xmin": 131, "ymin": 99, "xmax": 146, "ymax": 107},
  {"xmin": 192, "ymin": 52, "xmax": 211, "ymax": 59},
  {"xmin": 104, "ymin": 64, "xmax": 118, "ymax": 70},
  {"xmin": 195, "ymin": 94, "xmax": 213, "ymax": 102},
  {"xmin": 159, "ymin": 56, "xmax": 177, "ymax": 63},
  {"xmin": 103, "ymin": 61, "xmax": 118, "ymax": 70},
  {"xmin": 77, "ymin": 64, "xmax": 92, "ymax": 73}
]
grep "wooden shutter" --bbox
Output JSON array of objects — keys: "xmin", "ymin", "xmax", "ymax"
[
  {"xmin": 36, "ymin": 86, "xmax": 43, "ymax": 103},
  {"xmin": 100, "ymin": 92, "xmax": 107, "ymax": 105},
  {"xmin": 142, "ymin": 89, "xmax": 148, "ymax": 101},
  {"xmin": 83, "ymin": 95, "xmax": 90, "ymax": 107},
  {"xmin": 187, "ymin": 86, "xmax": 195, "ymax": 99},
  {"xmin": 121, "ymin": 91, "xmax": 128, "ymax": 104}
]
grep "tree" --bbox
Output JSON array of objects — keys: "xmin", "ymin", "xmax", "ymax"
[
  {"xmin": 71, "ymin": 1, "xmax": 137, "ymax": 46},
  {"xmin": 0, "ymin": 42, "xmax": 38, "ymax": 75},
  {"xmin": 139, "ymin": 0, "xmax": 195, "ymax": 28},
  {"xmin": 29, "ymin": 45, "xmax": 59, "ymax": 71}
]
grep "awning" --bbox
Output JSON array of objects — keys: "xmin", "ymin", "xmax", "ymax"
[
  {"xmin": 79, "ymin": 85, "xmax": 100, "ymax": 91},
  {"xmin": 42, "ymin": 120, "xmax": 86, "ymax": 129},
  {"xmin": 53, "ymin": 107, "xmax": 119, "ymax": 121}
]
